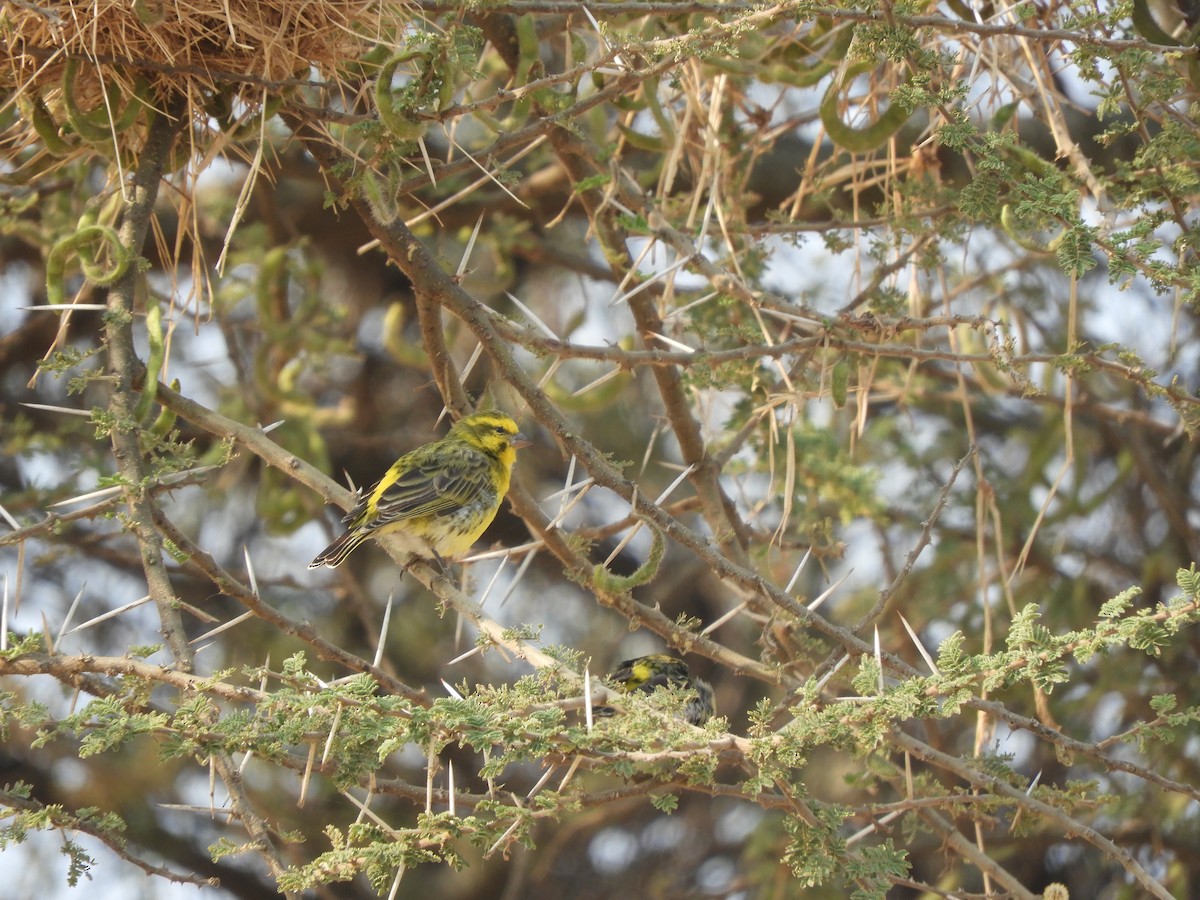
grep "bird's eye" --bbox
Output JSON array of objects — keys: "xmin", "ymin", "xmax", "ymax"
[{"xmin": 495, "ymin": 425, "xmax": 508, "ymax": 435}]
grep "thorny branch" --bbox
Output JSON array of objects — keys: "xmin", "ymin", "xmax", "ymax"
[{"xmin": 97, "ymin": 94, "xmax": 295, "ymax": 895}]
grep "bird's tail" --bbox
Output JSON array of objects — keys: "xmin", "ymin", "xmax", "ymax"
[{"xmin": 309, "ymin": 531, "xmax": 367, "ymax": 569}]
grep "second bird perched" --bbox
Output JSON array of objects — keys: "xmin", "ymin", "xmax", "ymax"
[
  {"xmin": 310, "ymin": 410, "xmax": 530, "ymax": 569},
  {"xmin": 603, "ymin": 654, "xmax": 715, "ymax": 726}
]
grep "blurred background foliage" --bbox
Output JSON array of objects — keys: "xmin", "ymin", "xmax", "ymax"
[{"xmin": 3, "ymin": 0, "xmax": 1200, "ymax": 897}]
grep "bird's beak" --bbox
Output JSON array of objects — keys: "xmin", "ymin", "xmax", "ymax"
[{"xmin": 512, "ymin": 432, "xmax": 532, "ymax": 449}]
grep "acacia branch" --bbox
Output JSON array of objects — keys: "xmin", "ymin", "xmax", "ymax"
[
  {"xmin": 891, "ymin": 730, "xmax": 1174, "ymax": 900},
  {"xmin": 96, "ymin": 93, "xmax": 296, "ymax": 896},
  {"xmin": 0, "ymin": 790, "xmax": 220, "ymax": 888},
  {"xmin": 915, "ymin": 807, "xmax": 1038, "ymax": 900},
  {"xmin": 103, "ymin": 94, "xmax": 191, "ymax": 666},
  {"xmin": 146, "ymin": 507, "xmax": 430, "ymax": 704},
  {"xmin": 0, "ymin": 652, "xmax": 266, "ymax": 705}
]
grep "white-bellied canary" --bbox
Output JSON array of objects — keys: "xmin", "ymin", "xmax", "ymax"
[
  {"xmin": 310, "ymin": 410, "xmax": 530, "ymax": 569},
  {"xmin": 600, "ymin": 653, "xmax": 715, "ymax": 726}
]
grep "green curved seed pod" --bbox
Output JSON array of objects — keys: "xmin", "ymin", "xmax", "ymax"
[
  {"xmin": 44, "ymin": 245, "xmax": 69, "ymax": 307},
  {"xmin": 811, "ymin": 16, "xmax": 837, "ymax": 38},
  {"xmin": 593, "ymin": 524, "xmax": 665, "ymax": 591},
  {"xmin": 493, "ymin": 15, "xmax": 542, "ymax": 126},
  {"xmin": 514, "ymin": 14, "xmax": 541, "ymax": 86},
  {"xmin": 77, "ymin": 236, "xmax": 132, "ymax": 284},
  {"xmin": 2, "ymin": 192, "xmax": 39, "ymax": 217},
  {"xmin": 780, "ymin": 23, "xmax": 855, "ymax": 86},
  {"xmin": 45, "ymin": 225, "xmax": 133, "ymax": 305},
  {"xmin": 819, "ymin": 64, "xmax": 913, "ymax": 152},
  {"xmin": 277, "ymin": 357, "xmax": 304, "ymax": 395},
  {"xmin": 339, "ymin": 43, "xmax": 392, "ymax": 82},
  {"xmin": 617, "ymin": 123, "xmax": 666, "ymax": 152},
  {"xmin": 435, "ymin": 66, "xmax": 457, "ymax": 113},
  {"xmin": 544, "ymin": 367, "xmax": 632, "ymax": 412},
  {"xmin": 990, "ymin": 101, "xmax": 1020, "ymax": 130},
  {"xmin": 62, "ymin": 58, "xmax": 142, "ymax": 143},
  {"xmin": 614, "ymin": 93, "xmax": 648, "ymax": 112},
  {"xmin": 719, "ymin": 23, "xmax": 854, "ymax": 88},
  {"xmin": 817, "ymin": 23, "xmax": 856, "ymax": 63},
  {"xmin": 359, "ymin": 166, "xmax": 401, "ymax": 225},
  {"xmin": 999, "ymin": 204, "xmax": 1062, "ymax": 255},
  {"xmin": 74, "ymin": 203, "xmax": 130, "ymax": 283},
  {"xmin": 78, "ymin": 185, "xmax": 125, "ymax": 236},
  {"xmin": 472, "ymin": 107, "xmax": 507, "ymax": 135},
  {"xmin": 134, "ymin": 300, "xmax": 165, "ymax": 423},
  {"xmin": 253, "ymin": 245, "xmax": 289, "ymax": 327},
  {"xmin": 148, "ymin": 379, "xmax": 180, "ymax": 438},
  {"xmin": 224, "ymin": 94, "xmax": 285, "ymax": 142},
  {"xmin": 114, "ymin": 78, "xmax": 151, "ymax": 133},
  {"xmin": 570, "ymin": 32, "xmax": 589, "ymax": 70},
  {"xmin": 1131, "ymin": 0, "xmax": 1181, "ymax": 45},
  {"xmin": 830, "ymin": 358, "xmax": 849, "ymax": 408},
  {"xmin": 132, "ymin": 0, "xmax": 165, "ymax": 25},
  {"xmin": 945, "ymin": 0, "xmax": 979, "ymax": 20},
  {"xmin": 766, "ymin": 55, "xmax": 838, "ymax": 88},
  {"xmin": 374, "ymin": 52, "xmax": 431, "ymax": 141},
  {"xmin": 641, "ymin": 76, "xmax": 675, "ymax": 147},
  {"xmin": 499, "ymin": 18, "xmax": 561, "ymax": 118},
  {"xmin": 383, "ymin": 301, "xmax": 428, "ymax": 368},
  {"xmin": 1004, "ymin": 142, "xmax": 1057, "ymax": 178},
  {"xmin": 18, "ymin": 92, "xmax": 75, "ymax": 156}
]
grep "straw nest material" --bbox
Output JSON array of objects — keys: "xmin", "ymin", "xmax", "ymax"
[{"xmin": 2, "ymin": 0, "xmax": 407, "ymax": 162}]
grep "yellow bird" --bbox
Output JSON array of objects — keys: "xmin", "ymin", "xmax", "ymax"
[
  {"xmin": 310, "ymin": 410, "xmax": 530, "ymax": 569},
  {"xmin": 603, "ymin": 654, "xmax": 715, "ymax": 726}
]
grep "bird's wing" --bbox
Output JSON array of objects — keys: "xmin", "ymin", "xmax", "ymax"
[
  {"xmin": 638, "ymin": 671, "xmax": 684, "ymax": 692},
  {"xmin": 338, "ymin": 489, "xmax": 369, "ymax": 525},
  {"xmin": 371, "ymin": 448, "xmax": 494, "ymax": 525}
]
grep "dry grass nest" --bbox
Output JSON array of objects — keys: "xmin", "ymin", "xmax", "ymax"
[{"xmin": 2, "ymin": 0, "xmax": 411, "ymax": 163}]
